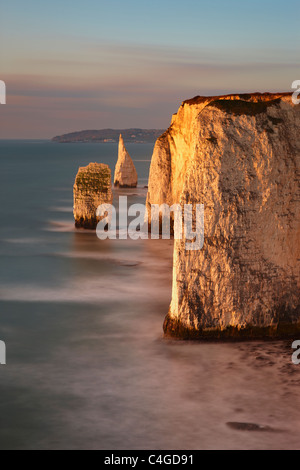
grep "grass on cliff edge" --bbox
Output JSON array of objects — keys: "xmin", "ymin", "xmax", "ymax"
[{"xmin": 208, "ymin": 98, "xmax": 282, "ymax": 116}]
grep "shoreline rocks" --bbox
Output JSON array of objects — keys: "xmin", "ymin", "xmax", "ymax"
[
  {"xmin": 114, "ymin": 134, "xmax": 138, "ymax": 188},
  {"xmin": 147, "ymin": 92, "xmax": 300, "ymax": 339},
  {"xmin": 73, "ymin": 163, "xmax": 113, "ymax": 229}
]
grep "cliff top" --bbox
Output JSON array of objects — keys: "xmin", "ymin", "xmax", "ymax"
[
  {"xmin": 74, "ymin": 163, "xmax": 111, "ymax": 194},
  {"xmin": 183, "ymin": 92, "xmax": 292, "ymax": 106},
  {"xmin": 166, "ymin": 92, "xmax": 294, "ymax": 122}
]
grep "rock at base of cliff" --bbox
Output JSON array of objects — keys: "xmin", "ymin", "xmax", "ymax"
[
  {"xmin": 163, "ymin": 312, "xmax": 300, "ymax": 341},
  {"xmin": 114, "ymin": 134, "xmax": 138, "ymax": 188},
  {"xmin": 73, "ymin": 162, "xmax": 113, "ymax": 229}
]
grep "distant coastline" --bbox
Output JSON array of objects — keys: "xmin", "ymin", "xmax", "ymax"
[{"xmin": 52, "ymin": 128, "xmax": 165, "ymax": 144}]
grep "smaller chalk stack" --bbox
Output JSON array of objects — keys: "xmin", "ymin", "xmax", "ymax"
[
  {"xmin": 114, "ymin": 134, "xmax": 138, "ymax": 188},
  {"xmin": 73, "ymin": 162, "xmax": 113, "ymax": 229}
]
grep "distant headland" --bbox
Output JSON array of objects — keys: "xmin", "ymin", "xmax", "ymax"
[{"xmin": 52, "ymin": 128, "xmax": 165, "ymax": 143}]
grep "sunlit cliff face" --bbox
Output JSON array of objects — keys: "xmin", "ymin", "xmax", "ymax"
[{"xmin": 147, "ymin": 93, "xmax": 300, "ymax": 339}]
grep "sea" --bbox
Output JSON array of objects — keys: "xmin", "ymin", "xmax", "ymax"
[{"xmin": 0, "ymin": 140, "xmax": 299, "ymax": 450}]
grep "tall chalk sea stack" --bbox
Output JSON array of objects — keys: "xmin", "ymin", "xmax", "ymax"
[
  {"xmin": 147, "ymin": 93, "xmax": 300, "ymax": 338},
  {"xmin": 114, "ymin": 134, "xmax": 138, "ymax": 188},
  {"xmin": 74, "ymin": 162, "xmax": 113, "ymax": 229}
]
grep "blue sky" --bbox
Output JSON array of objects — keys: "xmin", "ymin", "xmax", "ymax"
[{"xmin": 0, "ymin": 0, "xmax": 299, "ymax": 138}]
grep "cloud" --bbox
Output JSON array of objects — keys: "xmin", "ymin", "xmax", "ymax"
[{"xmin": 0, "ymin": 39, "xmax": 297, "ymax": 138}]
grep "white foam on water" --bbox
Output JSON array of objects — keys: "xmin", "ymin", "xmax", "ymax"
[
  {"xmin": 44, "ymin": 221, "xmax": 76, "ymax": 233},
  {"xmin": 0, "ymin": 240, "xmax": 173, "ymax": 305},
  {"xmin": 3, "ymin": 238, "xmax": 43, "ymax": 245},
  {"xmin": 49, "ymin": 206, "xmax": 72, "ymax": 213}
]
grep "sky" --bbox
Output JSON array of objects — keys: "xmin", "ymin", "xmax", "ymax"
[{"xmin": 0, "ymin": 0, "xmax": 299, "ymax": 138}]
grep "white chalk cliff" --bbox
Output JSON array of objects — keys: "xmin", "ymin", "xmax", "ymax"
[
  {"xmin": 147, "ymin": 93, "xmax": 300, "ymax": 338},
  {"xmin": 114, "ymin": 134, "xmax": 138, "ymax": 188}
]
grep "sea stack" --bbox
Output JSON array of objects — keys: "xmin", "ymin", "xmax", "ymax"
[
  {"xmin": 114, "ymin": 134, "xmax": 138, "ymax": 188},
  {"xmin": 147, "ymin": 92, "xmax": 300, "ymax": 339},
  {"xmin": 74, "ymin": 163, "xmax": 113, "ymax": 229}
]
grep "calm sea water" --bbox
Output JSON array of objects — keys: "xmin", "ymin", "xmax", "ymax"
[{"xmin": 0, "ymin": 140, "xmax": 299, "ymax": 450}]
